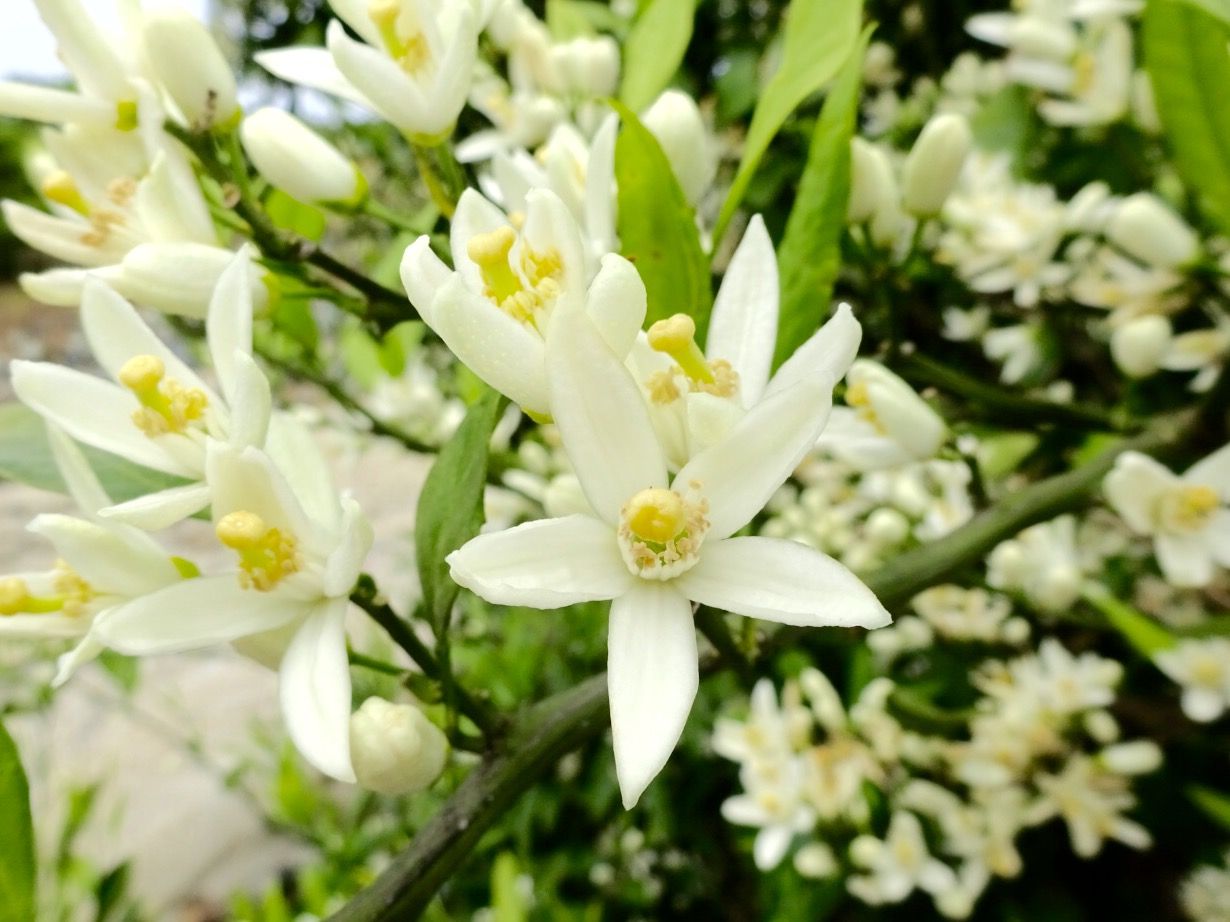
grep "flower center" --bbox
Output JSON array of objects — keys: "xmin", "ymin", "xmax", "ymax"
[
  {"xmin": 369, "ymin": 0, "xmax": 432, "ymax": 76},
  {"xmin": 0, "ymin": 562, "xmax": 95, "ymax": 618},
  {"xmin": 216, "ymin": 511, "xmax": 302, "ymax": 592},
  {"xmin": 645, "ymin": 314, "xmax": 738, "ymax": 403},
  {"xmin": 617, "ymin": 485, "xmax": 709, "ymax": 580},
  {"xmin": 1156, "ymin": 485, "xmax": 1219, "ymax": 534},
  {"xmin": 466, "ymin": 226, "xmax": 562, "ymax": 328},
  {"xmin": 845, "ymin": 380, "xmax": 888, "ymax": 433},
  {"xmin": 118, "ymin": 354, "xmax": 209, "ymax": 438}
]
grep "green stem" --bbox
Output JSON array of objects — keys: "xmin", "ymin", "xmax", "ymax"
[
  {"xmin": 361, "ymin": 197, "xmax": 438, "ymax": 234},
  {"xmin": 413, "ymin": 145, "xmax": 456, "ymax": 220}
]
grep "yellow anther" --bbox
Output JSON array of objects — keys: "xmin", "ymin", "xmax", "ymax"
[
  {"xmin": 119, "ymin": 354, "xmax": 166, "ymax": 393},
  {"xmin": 52, "ymin": 561, "xmax": 94, "ymax": 616},
  {"xmin": 216, "ymin": 511, "xmax": 301, "ymax": 592},
  {"xmin": 118, "ymin": 354, "xmax": 208, "ymax": 437},
  {"xmin": 648, "ymin": 314, "xmax": 715, "ymax": 384},
  {"xmin": 845, "ymin": 379, "xmax": 886, "ymax": 432},
  {"xmin": 0, "ymin": 571, "xmax": 87, "ymax": 617},
  {"xmin": 0, "ymin": 577, "xmax": 30, "ymax": 615},
  {"xmin": 646, "ymin": 370, "xmax": 682, "ymax": 405},
  {"xmin": 1160, "ymin": 485, "xmax": 1220, "ymax": 533},
  {"xmin": 626, "ymin": 488, "xmax": 687, "ymax": 545},
  {"xmin": 106, "ymin": 177, "xmax": 137, "ymax": 207},
  {"xmin": 41, "ymin": 170, "xmax": 89, "ymax": 215},
  {"xmin": 115, "ymin": 99, "xmax": 139, "ymax": 132},
  {"xmin": 468, "ymin": 226, "xmax": 522, "ymax": 303}
]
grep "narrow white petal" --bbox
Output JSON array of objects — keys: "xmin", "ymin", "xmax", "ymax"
[
  {"xmin": 586, "ymin": 254, "xmax": 647, "ymax": 361},
  {"xmin": 676, "ymin": 382, "xmax": 831, "ymax": 540},
  {"xmin": 207, "ymin": 249, "xmax": 256, "ymax": 400},
  {"xmin": 706, "ymin": 214, "xmax": 778, "ymax": 405},
  {"xmin": 400, "ymin": 236, "xmax": 454, "ymax": 326},
  {"xmin": 754, "ymin": 826, "xmax": 793, "ymax": 871},
  {"xmin": 767, "ymin": 303, "xmax": 863, "ymax": 398},
  {"xmin": 1104, "ymin": 452, "xmax": 1176, "ymax": 534},
  {"xmin": 255, "ymin": 47, "xmax": 371, "ymax": 107},
  {"xmin": 136, "ymin": 149, "xmax": 217, "ymax": 245},
  {"xmin": 327, "ymin": 22, "xmax": 433, "ymax": 136},
  {"xmin": 97, "ymin": 483, "xmax": 211, "ymax": 531},
  {"xmin": 547, "ymin": 310, "xmax": 667, "ymax": 523},
  {"xmin": 10, "ymin": 360, "xmax": 195, "ymax": 477},
  {"xmin": 28, "ymin": 514, "xmax": 179, "ymax": 597},
  {"xmin": 608, "ymin": 581, "xmax": 698, "ymax": 809},
  {"xmin": 227, "ymin": 352, "xmax": 272, "ymax": 449},
  {"xmin": 18, "ymin": 267, "xmax": 92, "ymax": 307},
  {"xmin": 584, "ymin": 114, "xmax": 619, "ymax": 256},
  {"xmin": 322, "ymin": 496, "xmax": 374, "ymax": 597},
  {"xmin": 0, "ymin": 82, "xmax": 113, "ymax": 126},
  {"xmin": 98, "ymin": 575, "xmax": 306, "ymax": 654},
  {"xmin": 264, "ymin": 414, "xmax": 342, "ymax": 533},
  {"xmin": 52, "ymin": 633, "xmax": 105, "ymax": 687},
  {"xmin": 1186, "ymin": 442, "xmax": 1230, "ymax": 496},
  {"xmin": 675, "ymin": 537, "xmax": 892, "ymax": 628},
  {"xmin": 206, "ymin": 443, "xmax": 315, "ymax": 542},
  {"xmin": 2, "ymin": 200, "xmax": 132, "ymax": 267},
  {"xmin": 1155, "ymin": 533, "xmax": 1214, "ymax": 588},
  {"xmin": 448, "ymin": 515, "xmax": 632, "ymax": 607},
  {"xmin": 45, "ymin": 424, "xmax": 111, "ymax": 515},
  {"xmin": 279, "ymin": 600, "xmax": 355, "ymax": 782}
]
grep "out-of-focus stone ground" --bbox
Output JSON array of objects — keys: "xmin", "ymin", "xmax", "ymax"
[{"xmin": 0, "ymin": 285, "xmax": 433, "ymax": 919}]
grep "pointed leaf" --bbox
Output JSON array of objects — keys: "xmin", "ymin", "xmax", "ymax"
[
  {"xmin": 619, "ymin": 0, "xmax": 699, "ymax": 112},
  {"xmin": 0, "ymin": 721, "xmax": 35, "ymax": 922}
]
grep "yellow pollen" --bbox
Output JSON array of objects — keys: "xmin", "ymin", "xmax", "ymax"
[
  {"xmin": 80, "ymin": 209, "xmax": 124, "ymax": 248},
  {"xmin": 646, "ymin": 370, "xmax": 682, "ymax": 404},
  {"xmin": 626, "ymin": 488, "xmax": 687, "ymax": 545},
  {"xmin": 106, "ymin": 177, "xmax": 137, "ymax": 207},
  {"xmin": 119, "ymin": 354, "xmax": 208, "ymax": 437},
  {"xmin": 468, "ymin": 227, "xmax": 521, "ymax": 302},
  {"xmin": 368, "ymin": 0, "xmax": 431, "ymax": 75},
  {"xmin": 648, "ymin": 314, "xmax": 715, "ymax": 384},
  {"xmin": 466, "ymin": 226, "xmax": 562, "ymax": 326},
  {"xmin": 115, "ymin": 99, "xmax": 139, "ymax": 132},
  {"xmin": 216, "ymin": 511, "xmax": 301, "ymax": 592},
  {"xmin": 846, "ymin": 380, "xmax": 886, "ymax": 432},
  {"xmin": 1160, "ymin": 485, "xmax": 1220, "ymax": 532},
  {"xmin": 41, "ymin": 170, "xmax": 89, "ymax": 215},
  {"xmin": 52, "ymin": 561, "xmax": 95, "ymax": 616}
]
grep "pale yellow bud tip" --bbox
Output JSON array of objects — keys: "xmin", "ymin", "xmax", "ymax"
[
  {"xmin": 647, "ymin": 314, "xmax": 698, "ymax": 354},
  {"xmin": 467, "ymin": 226, "xmax": 517, "ymax": 267},
  {"xmin": 118, "ymin": 354, "xmax": 166, "ymax": 392},
  {"xmin": 216, "ymin": 511, "xmax": 269, "ymax": 550},
  {"xmin": 625, "ymin": 488, "xmax": 686, "ymax": 545}
]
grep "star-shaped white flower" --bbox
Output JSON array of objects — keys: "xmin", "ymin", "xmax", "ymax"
[{"xmin": 447, "ymin": 309, "xmax": 890, "ymax": 807}]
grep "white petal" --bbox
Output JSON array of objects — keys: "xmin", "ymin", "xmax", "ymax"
[
  {"xmin": 279, "ymin": 600, "xmax": 355, "ymax": 782},
  {"xmin": 18, "ymin": 267, "xmax": 92, "ymax": 307},
  {"xmin": 1104, "ymin": 452, "xmax": 1176, "ymax": 534},
  {"xmin": 45, "ymin": 424, "xmax": 110, "ymax": 515},
  {"xmin": 431, "ymin": 276, "xmax": 550, "ymax": 414},
  {"xmin": 1182, "ymin": 687, "xmax": 1226, "ymax": 722},
  {"xmin": 52, "ymin": 633, "xmax": 105, "ymax": 687},
  {"xmin": 584, "ymin": 113, "xmax": 619, "ymax": 256},
  {"xmin": 97, "ymin": 482, "xmax": 211, "ymax": 531},
  {"xmin": 255, "ymin": 46, "xmax": 371, "ymax": 107},
  {"xmin": 28, "ymin": 514, "xmax": 179, "ymax": 596},
  {"xmin": 207, "ymin": 249, "xmax": 256, "ymax": 400},
  {"xmin": 400, "ymin": 236, "xmax": 454, "ymax": 326},
  {"xmin": 675, "ymin": 537, "xmax": 892, "ymax": 628},
  {"xmin": 721, "ymin": 794, "xmax": 770, "ymax": 827},
  {"xmin": 322, "ymin": 496, "xmax": 373, "ymax": 597},
  {"xmin": 327, "ymin": 21, "xmax": 434, "ymax": 136},
  {"xmin": 227, "ymin": 351, "xmax": 272, "ymax": 449},
  {"xmin": 2, "ymin": 200, "xmax": 132, "ymax": 267},
  {"xmin": 767, "ymin": 303, "xmax": 863, "ymax": 398},
  {"xmin": 754, "ymin": 826, "xmax": 793, "ymax": 871},
  {"xmin": 0, "ymin": 81, "xmax": 113, "ymax": 126},
  {"xmin": 1186, "ymin": 442, "xmax": 1230, "ymax": 496},
  {"xmin": 447, "ymin": 514, "xmax": 632, "ymax": 608},
  {"xmin": 98, "ymin": 575, "xmax": 307, "ymax": 654},
  {"xmin": 586, "ymin": 254, "xmax": 647, "ymax": 361},
  {"xmin": 608, "ymin": 581, "xmax": 697, "ymax": 808},
  {"xmin": 10, "ymin": 360, "xmax": 195, "ymax": 477},
  {"xmin": 136, "ymin": 148, "xmax": 217, "ymax": 245},
  {"xmin": 522, "ymin": 188, "xmax": 587, "ymax": 309},
  {"xmin": 1208, "ymin": 510, "xmax": 1230, "ymax": 568},
  {"xmin": 1155, "ymin": 532, "xmax": 1214, "ymax": 588},
  {"xmin": 706, "ymin": 214, "xmax": 778, "ymax": 405},
  {"xmin": 675, "ymin": 382, "xmax": 831, "ymax": 540},
  {"xmin": 546, "ymin": 309, "xmax": 667, "ymax": 523},
  {"xmin": 264, "ymin": 414, "xmax": 341, "ymax": 533},
  {"xmin": 450, "ymin": 189, "xmax": 511, "ymax": 294},
  {"xmin": 684, "ymin": 392, "xmax": 744, "ymax": 459},
  {"xmin": 206, "ymin": 443, "xmax": 315, "ymax": 545}
]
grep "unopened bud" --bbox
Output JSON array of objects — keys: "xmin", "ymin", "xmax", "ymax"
[
  {"xmin": 349, "ymin": 697, "xmax": 449, "ymax": 795},
  {"xmin": 142, "ymin": 11, "xmax": 239, "ymax": 131},
  {"xmin": 847, "ymin": 137, "xmax": 896, "ymax": 224},
  {"xmin": 1107, "ymin": 193, "xmax": 1199, "ymax": 269},
  {"xmin": 552, "ymin": 36, "xmax": 620, "ymax": 98},
  {"xmin": 1100, "ymin": 740, "xmax": 1162, "ymax": 776},
  {"xmin": 240, "ymin": 108, "xmax": 365, "ymax": 206},
  {"xmin": 115, "ymin": 243, "xmax": 266, "ymax": 318},
  {"xmin": 1110, "ymin": 315, "xmax": 1171, "ymax": 379},
  {"xmin": 901, "ymin": 114, "xmax": 972, "ymax": 217},
  {"xmin": 642, "ymin": 90, "xmax": 715, "ymax": 205}
]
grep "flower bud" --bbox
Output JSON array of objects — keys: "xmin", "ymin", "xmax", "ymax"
[
  {"xmin": 900, "ymin": 114, "xmax": 972, "ymax": 217},
  {"xmin": 142, "ymin": 10, "xmax": 239, "ymax": 131},
  {"xmin": 846, "ymin": 360, "xmax": 948, "ymax": 461},
  {"xmin": 1110, "ymin": 315, "xmax": 1171, "ymax": 379},
  {"xmin": 240, "ymin": 108, "xmax": 365, "ymax": 206},
  {"xmin": 114, "ymin": 242, "xmax": 267, "ymax": 318},
  {"xmin": 642, "ymin": 90, "xmax": 715, "ymax": 206},
  {"xmin": 1100, "ymin": 740, "xmax": 1163, "ymax": 776},
  {"xmin": 349, "ymin": 697, "xmax": 448, "ymax": 795},
  {"xmin": 552, "ymin": 36, "xmax": 620, "ymax": 98},
  {"xmin": 1107, "ymin": 193, "xmax": 1199, "ymax": 269},
  {"xmin": 847, "ymin": 137, "xmax": 896, "ymax": 225},
  {"xmin": 865, "ymin": 507, "xmax": 910, "ymax": 546}
]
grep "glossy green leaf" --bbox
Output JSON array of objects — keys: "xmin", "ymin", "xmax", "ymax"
[
  {"xmin": 618, "ymin": 0, "xmax": 698, "ymax": 113},
  {"xmin": 713, "ymin": 0, "xmax": 863, "ymax": 248},
  {"xmin": 773, "ymin": 30, "xmax": 869, "ymax": 367},
  {"xmin": 416, "ymin": 388, "xmax": 505, "ymax": 631},
  {"xmin": 1189, "ymin": 784, "xmax": 1230, "ymax": 832},
  {"xmin": 1085, "ymin": 586, "xmax": 1176, "ymax": 656},
  {"xmin": 0, "ymin": 721, "xmax": 35, "ymax": 922},
  {"xmin": 613, "ymin": 101, "xmax": 713, "ymax": 334},
  {"xmin": 265, "ymin": 188, "xmax": 327, "ymax": 242},
  {"xmin": 0, "ymin": 402, "xmax": 189, "ymax": 502},
  {"xmin": 1143, "ymin": 0, "xmax": 1230, "ymax": 234}
]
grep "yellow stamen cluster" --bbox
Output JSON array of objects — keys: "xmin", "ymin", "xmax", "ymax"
[
  {"xmin": 52, "ymin": 561, "xmax": 96, "ymax": 616},
  {"xmin": 0, "ymin": 562, "xmax": 94, "ymax": 618},
  {"xmin": 118, "ymin": 354, "xmax": 209, "ymax": 437},
  {"xmin": 645, "ymin": 314, "xmax": 739, "ymax": 403},
  {"xmin": 617, "ymin": 484, "xmax": 709, "ymax": 580},
  {"xmin": 466, "ymin": 226, "xmax": 562, "ymax": 327},
  {"xmin": 1157, "ymin": 484, "xmax": 1220, "ymax": 534},
  {"xmin": 216, "ymin": 511, "xmax": 302, "ymax": 592},
  {"xmin": 369, "ymin": 0, "xmax": 432, "ymax": 75}
]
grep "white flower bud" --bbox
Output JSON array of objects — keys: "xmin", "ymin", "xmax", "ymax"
[
  {"xmin": 847, "ymin": 137, "xmax": 896, "ymax": 225},
  {"xmin": 1110, "ymin": 315, "xmax": 1172, "ymax": 379},
  {"xmin": 1107, "ymin": 193, "xmax": 1199, "ymax": 269},
  {"xmin": 1084, "ymin": 709, "xmax": 1121, "ymax": 744},
  {"xmin": 142, "ymin": 11, "xmax": 239, "ymax": 131},
  {"xmin": 113, "ymin": 242, "xmax": 267, "ymax": 318},
  {"xmin": 865, "ymin": 507, "xmax": 910, "ymax": 546},
  {"xmin": 642, "ymin": 90, "xmax": 715, "ymax": 205},
  {"xmin": 240, "ymin": 108, "xmax": 364, "ymax": 206},
  {"xmin": 847, "ymin": 360, "xmax": 948, "ymax": 461},
  {"xmin": 552, "ymin": 36, "xmax": 620, "ymax": 98},
  {"xmin": 349, "ymin": 697, "xmax": 449, "ymax": 795},
  {"xmin": 900, "ymin": 114, "xmax": 972, "ymax": 217},
  {"xmin": 793, "ymin": 843, "xmax": 838, "ymax": 879},
  {"xmin": 1100, "ymin": 740, "xmax": 1163, "ymax": 776}
]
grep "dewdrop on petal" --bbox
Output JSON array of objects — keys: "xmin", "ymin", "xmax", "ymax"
[
  {"xmin": 141, "ymin": 10, "xmax": 239, "ymax": 131},
  {"xmin": 1110, "ymin": 315, "xmax": 1171, "ymax": 379},
  {"xmin": 1107, "ymin": 193, "xmax": 1199, "ymax": 270},
  {"xmin": 900, "ymin": 113, "xmax": 972, "ymax": 217},
  {"xmin": 349, "ymin": 697, "xmax": 449, "ymax": 795},
  {"xmin": 240, "ymin": 108, "xmax": 365, "ymax": 206}
]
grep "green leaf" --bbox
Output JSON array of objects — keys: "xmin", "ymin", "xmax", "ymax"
[
  {"xmin": 1170, "ymin": 0, "xmax": 1230, "ymax": 25},
  {"xmin": 546, "ymin": 0, "xmax": 595, "ymax": 39},
  {"xmin": 613, "ymin": 102, "xmax": 712, "ymax": 335},
  {"xmin": 713, "ymin": 0, "xmax": 863, "ymax": 248},
  {"xmin": 618, "ymin": 0, "xmax": 698, "ymax": 112},
  {"xmin": 1189, "ymin": 784, "xmax": 1230, "ymax": 832},
  {"xmin": 0, "ymin": 721, "xmax": 36, "ymax": 922},
  {"xmin": 94, "ymin": 863, "xmax": 130, "ymax": 922},
  {"xmin": 1143, "ymin": 0, "xmax": 1230, "ymax": 234},
  {"xmin": 0, "ymin": 403, "xmax": 189, "ymax": 502},
  {"xmin": 772, "ymin": 29, "xmax": 869, "ymax": 367},
  {"xmin": 970, "ymin": 85, "xmax": 1038, "ymax": 170},
  {"xmin": 490, "ymin": 852, "xmax": 528, "ymax": 922},
  {"xmin": 1084, "ymin": 586, "xmax": 1176, "ymax": 656},
  {"xmin": 264, "ymin": 188, "xmax": 327, "ymax": 242},
  {"xmin": 416, "ymin": 388, "xmax": 505, "ymax": 631}
]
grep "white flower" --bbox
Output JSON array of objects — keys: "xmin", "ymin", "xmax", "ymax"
[
  {"xmin": 99, "ymin": 437, "xmax": 374, "ymax": 781},
  {"xmin": 911, "ymin": 585, "xmax": 1018, "ymax": 643},
  {"xmin": 847, "ymin": 137, "xmax": 898, "ymax": 226},
  {"xmin": 1026, "ymin": 754, "xmax": 1151, "ymax": 857},
  {"xmin": 1110, "ymin": 315, "xmax": 1172, "ymax": 378},
  {"xmin": 447, "ymin": 309, "xmax": 890, "ymax": 807},
  {"xmin": 1181, "ymin": 851, "xmax": 1230, "ymax": 922},
  {"xmin": 983, "ymin": 322, "xmax": 1046, "ymax": 385},
  {"xmin": 140, "ymin": 9, "xmax": 239, "ymax": 131},
  {"xmin": 1155, "ymin": 638, "xmax": 1230, "ymax": 722},
  {"xmin": 401, "ymin": 188, "xmax": 643, "ymax": 416},
  {"xmin": 240, "ymin": 108, "xmax": 366, "ymax": 206},
  {"xmin": 12, "ymin": 252, "xmax": 271, "ymax": 529},
  {"xmin": 721, "ymin": 756, "xmax": 816, "ymax": 870},
  {"xmin": 349, "ymin": 697, "xmax": 449, "ymax": 794},
  {"xmin": 848, "ymin": 811, "xmax": 958, "ymax": 906},
  {"xmin": 987, "ymin": 516, "xmax": 1086, "ymax": 612},
  {"xmin": 1104, "ymin": 445, "xmax": 1230, "ymax": 587}
]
